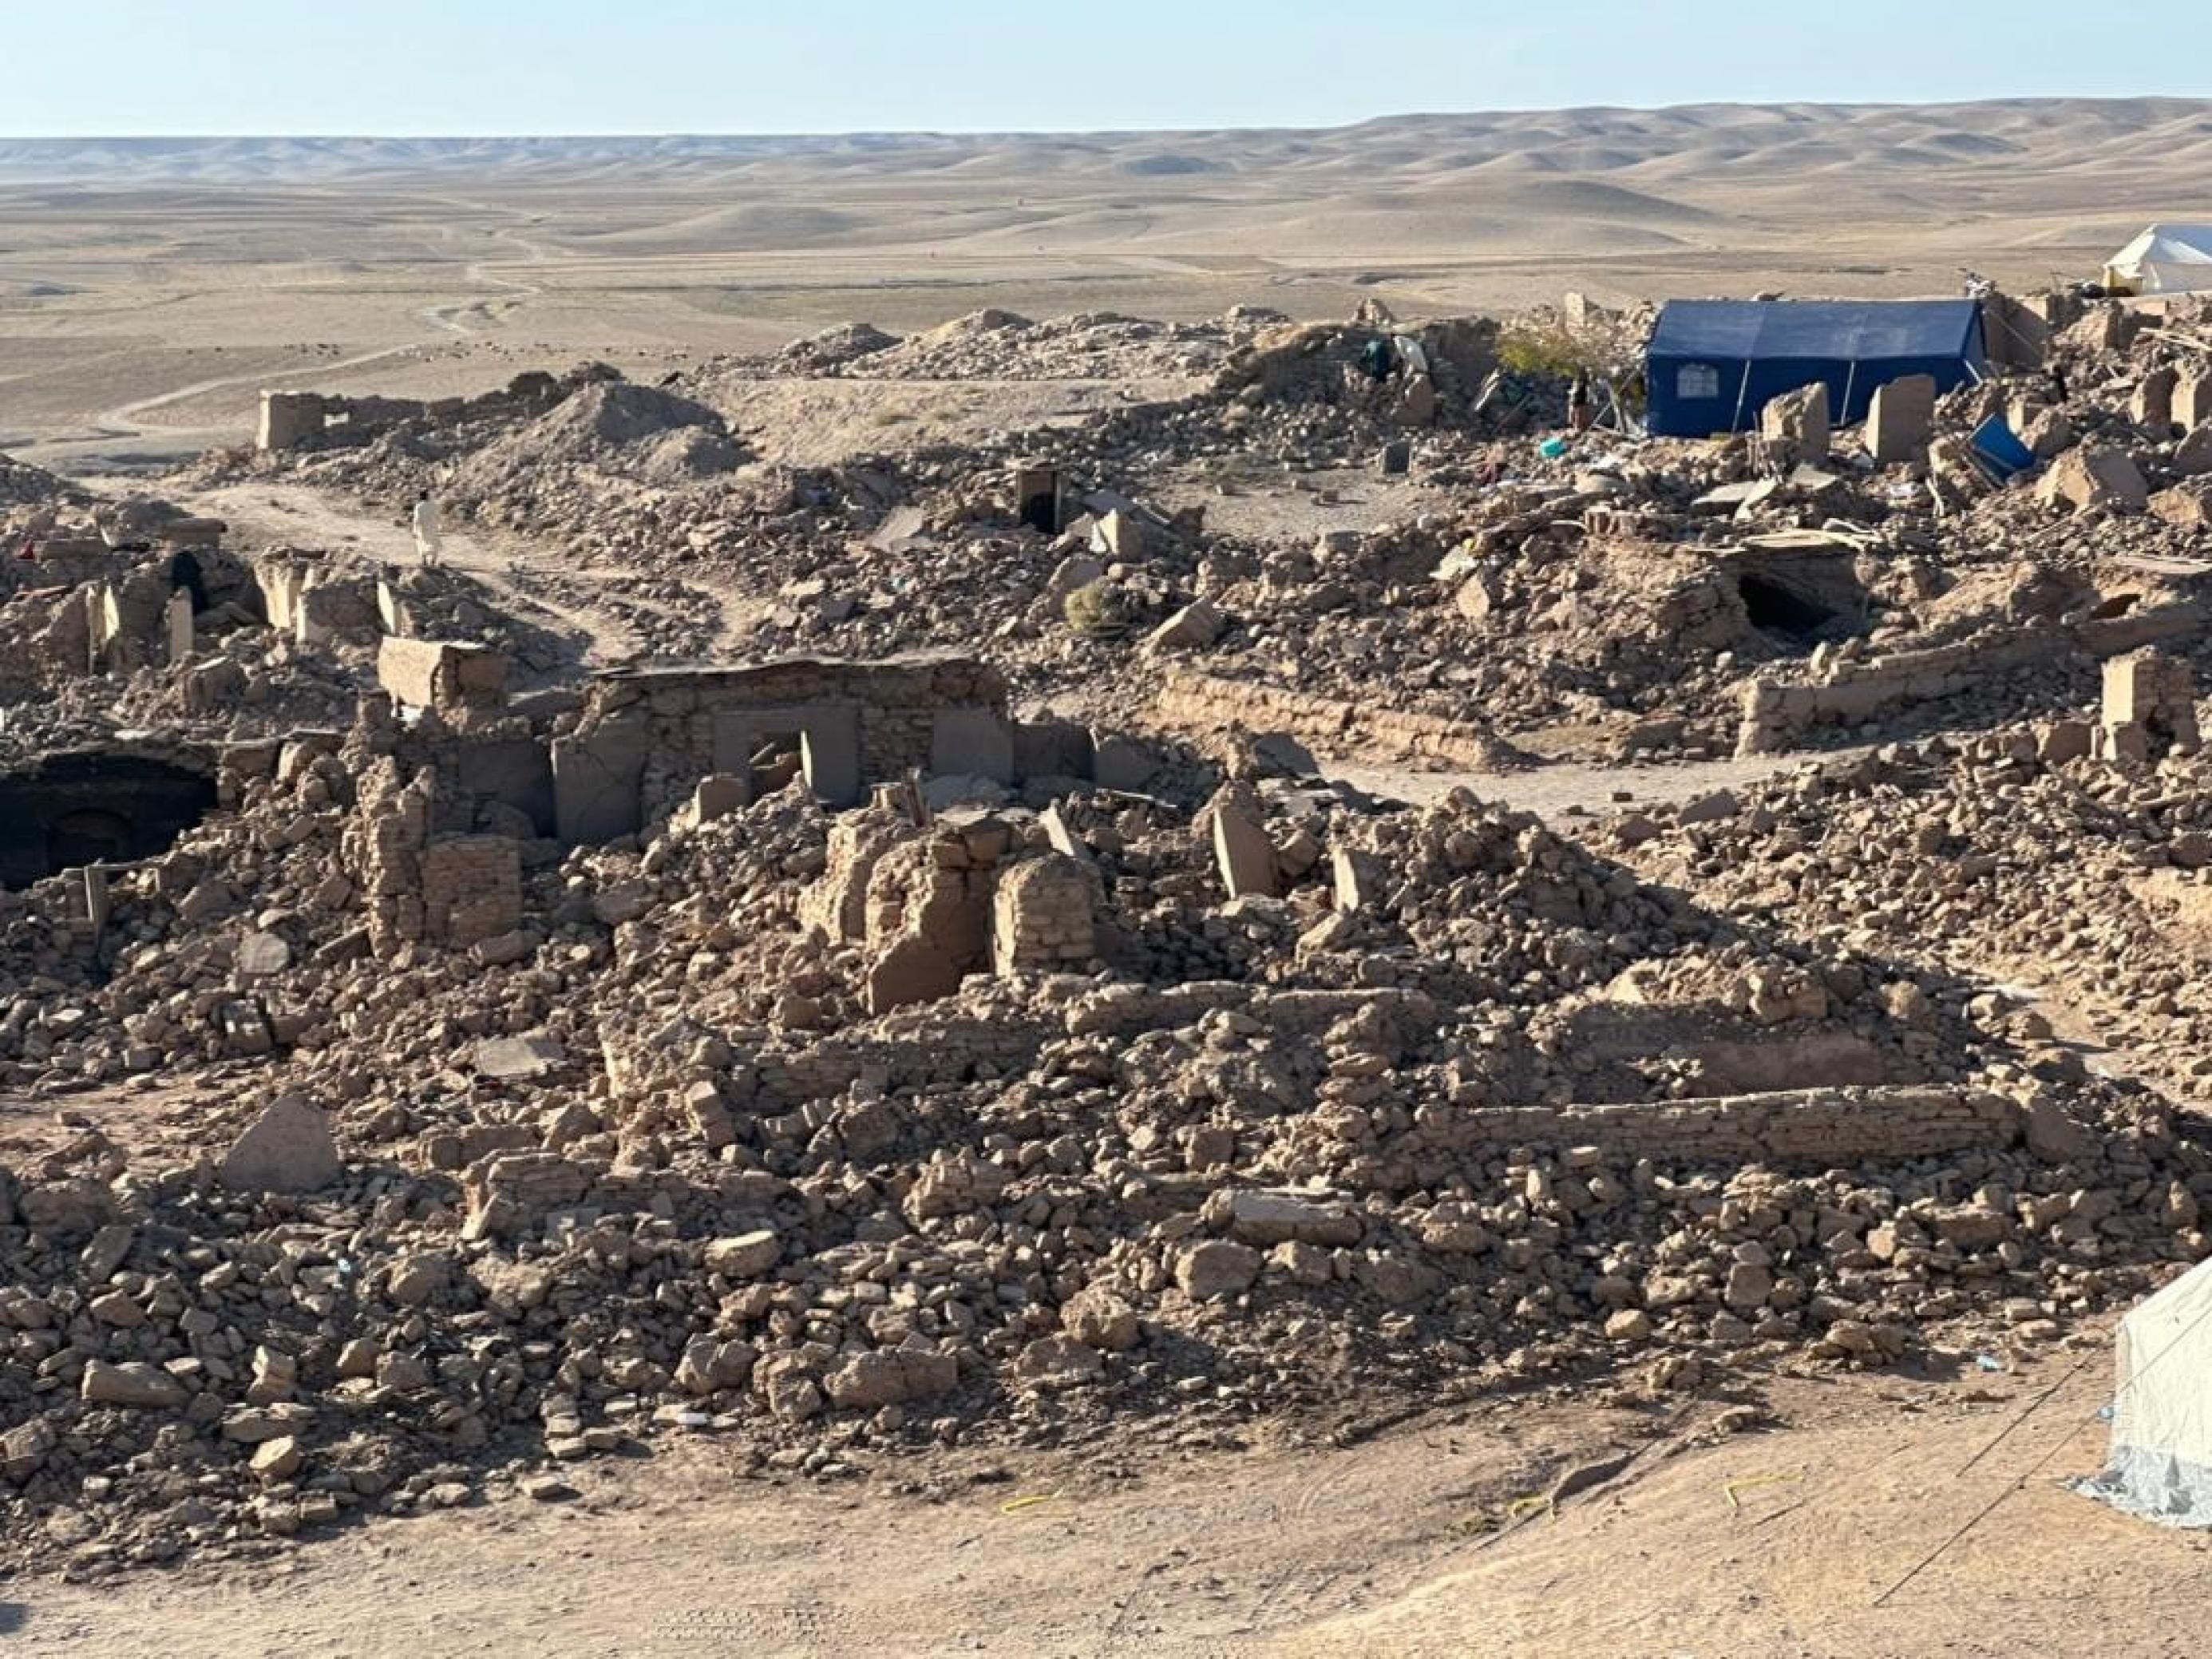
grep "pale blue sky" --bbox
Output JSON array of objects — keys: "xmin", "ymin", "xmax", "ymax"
[{"xmin": 4, "ymin": 0, "xmax": 2201, "ymax": 135}]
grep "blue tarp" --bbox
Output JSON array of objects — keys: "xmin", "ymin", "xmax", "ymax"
[
  {"xmin": 1646, "ymin": 299, "xmax": 1986, "ymax": 438},
  {"xmin": 1970, "ymin": 416, "xmax": 2035, "ymax": 480}
]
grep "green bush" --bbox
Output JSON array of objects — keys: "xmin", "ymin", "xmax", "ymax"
[
  {"xmin": 1495, "ymin": 319, "xmax": 1605, "ymax": 381},
  {"xmin": 1064, "ymin": 580, "xmax": 1134, "ymax": 639}
]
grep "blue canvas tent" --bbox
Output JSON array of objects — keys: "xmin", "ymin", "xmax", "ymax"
[{"xmin": 1646, "ymin": 299, "xmax": 1986, "ymax": 438}]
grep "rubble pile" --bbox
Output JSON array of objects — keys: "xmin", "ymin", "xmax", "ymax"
[
  {"xmin": 2, "ymin": 706, "xmax": 2207, "ymax": 1577},
  {"xmin": 194, "ymin": 291, "xmax": 2212, "ymax": 763},
  {"xmin": 449, "ymin": 380, "xmax": 748, "ymax": 495},
  {"xmin": 11, "ymin": 282, "xmax": 2212, "ymax": 1580},
  {"xmin": 701, "ymin": 309, "xmax": 1254, "ymax": 386},
  {"xmin": 1621, "ymin": 722, "xmax": 2212, "ymax": 1099},
  {"xmin": 2, "ymin": 453, "xmax": 88, "ymax": 513},
  {"xmin": 0, "ymin": 467, "xmax": 585, "ymax": 762}
]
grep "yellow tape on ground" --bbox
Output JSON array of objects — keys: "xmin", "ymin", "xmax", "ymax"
[{"xmin": 1724, "ymin": 1472, "xmax": 1802, "ymax": 1511}]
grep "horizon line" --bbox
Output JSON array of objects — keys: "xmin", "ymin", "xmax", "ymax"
[{"xmin": 2, "ymin": 92, "xmax": 2210, "ymax": 145}]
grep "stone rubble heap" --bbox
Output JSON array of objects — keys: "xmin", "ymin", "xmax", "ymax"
[
  {"xmin": 8, "ymin": 284, "xmax": 2212, "ymax": 1581},
  {"xmin": 0, "ymin": 715, "xmax": 2202, "ymax": 1575},
  {"xmin": 190, "ymin": 291, "xmax": 2212, "ymax": 768}
]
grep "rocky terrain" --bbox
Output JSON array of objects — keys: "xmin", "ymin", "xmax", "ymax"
[{"xmin": 5, "ymin": 272, "xmax": 2212, "ymax": 1657}]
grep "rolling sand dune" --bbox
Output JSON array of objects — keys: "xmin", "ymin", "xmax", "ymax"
[{"xmin": 2, "ymin": 97, "xmax": 2209, "ymax": 465}]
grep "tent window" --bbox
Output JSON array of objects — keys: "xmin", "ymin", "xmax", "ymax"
[{"xmin": 1678, "ymin": 363, "xmax": 1721, "ymax": 398}]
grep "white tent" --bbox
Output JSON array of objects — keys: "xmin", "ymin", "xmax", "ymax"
[
  {"xmin": 2075, "ymin": 1255, "xmax": 2212, "ymax": 1525},
  {"xmin": 2104, "ymin": 224, "xmax": 2212, "ymax": 295}
]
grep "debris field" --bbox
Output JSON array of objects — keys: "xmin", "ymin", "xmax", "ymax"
[{"xmin": 6, "ymin": 287, "xmax": 2212, "ymax": 1579}]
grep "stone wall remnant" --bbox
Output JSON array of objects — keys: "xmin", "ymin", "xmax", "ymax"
[
  {"xmin": 553, "ymin": 654, "xmax": 1018, "ymax": 842},
  {"xmin": 2099, "ymin": 647, "xmax": 2198, "ymax": 762}
]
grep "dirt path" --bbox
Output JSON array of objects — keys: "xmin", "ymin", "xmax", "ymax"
[
  {"xmin": 99, "ymin": 343, "xmax": 427, "ymax": 436},
  {"xmin": 10, "ymin": 1343, "xmax": 2192, "ymax": 1658},
  {"xmin": 1297, "ymin": 1344, "xmax": 2204, "ymax": 1658},
  {"xmin": 421, "ymin": 215, "xmax": 552, "ymax": 337},
  {"xmin": 1326, "ymin": 744, "xmax": 1866, "ymax": 822},
  {"xmin": 5, "ymin": 1395, "xmax": 1627, "ymax": 1657},
  {"xmin": 165, "ymin": 481, "xmax": 756, "ymax": 666}
]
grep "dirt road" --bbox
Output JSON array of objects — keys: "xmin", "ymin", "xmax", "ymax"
[
  {"xmin": 10, "ymin": 1340, "xmax": 2195, "ymax": 1658},
  {"xmin": 162, "ymin": 481, "xmax": 758, "ymax": 666},
  {"xmin": 1326, "ymin": 746, "xmax": 1861, "ymax": 822},
  {"xmin": 1298, "ymin": 1345, "xmax": 2207, "ymax": 1658}
]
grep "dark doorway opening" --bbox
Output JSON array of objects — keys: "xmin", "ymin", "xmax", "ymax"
[
  {"xmin": 0, "ymin": 753, "xmax": 216, "ymax": 888},
  {"xmin": 49, "ymin": 808, "xmax": 135, "ymax": 871},
  {"xmin": 172, "ymin": 549, "xmax": 211, "ymax": 612},
  {"xmin": 1015, "ymin": 464, "xmax": 1062, "ymax": 535},
  {"xmin": 1738, "ymin": 572, "xmax": 1837, "ymax": 643}
]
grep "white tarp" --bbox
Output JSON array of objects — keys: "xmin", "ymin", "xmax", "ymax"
[
  {"xmin": 2074, "ymin": 1254, "xmax": 2212, "ymax": 1526},
  {"xmin": 2106, "ymin": 224, "xmax": 2212, "ymax": 295}
]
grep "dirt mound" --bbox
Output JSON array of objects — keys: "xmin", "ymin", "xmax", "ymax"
[
  {"xmin": 1, "ymin": 453, "xmax": 88, "ymax": 515},
  {"xmin": 476, "ymin": 382, "xmax": 743, "ymax": 480},
  {"xmin": 770, "ymin": 322, "xmax": 901, "ymax": 374},
  {"xmin": 692, "ymin": 310, "xmax": 1247, "ymax": 390}
]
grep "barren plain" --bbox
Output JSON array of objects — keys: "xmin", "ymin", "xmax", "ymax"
[{"xmin": 6, "ymin": 100, "xmax": 2212, "ymax": 465}]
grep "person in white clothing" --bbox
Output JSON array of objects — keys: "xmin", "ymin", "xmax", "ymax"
[{"xmin": 410, "ymin": 491, "xmax": 443, "ymax": 567}]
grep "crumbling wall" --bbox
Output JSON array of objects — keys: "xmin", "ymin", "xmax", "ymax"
[
  {"xmin": 1735, "ymin": 603, "xmax": 2211, "ymax": 754},
  {"xmin": 857, "ymin": 818, "xmax": 1010, "ymax": 1013},
  {"xmin": 255, "ymin": 556, "xmax": 379, "ymax": 647},
  {"xmin": 802, "ymin": 813, "xmax": 916, "ymax": 942},
  {"xmin": 553, "ymin": 654, "xmax": 1014, "ymax": 841},
  {"xmin": 991, "ymin": 853, "xmax": 1098, "ymax": 974},
  {"xmin": 346, "ymin": 765, "xmax": 522, "ymax": 955},
  {"xmin": 418, "ymin": 836, "xmax": 524, "ymax": 949},
  {"xmin": 2099, "ymin": 647, "xmax": 2198, "ymax": 762},
  {"xmin": 1155, "ymin": 669, "xmax": 1510, "ymax": 769},
  {"xmin": 1405, "ymin": 1086, "xmax": 2020, "ymax": 1166},
  {"xmin": 256, "ymin": 373, "xmax": 569, "ymax": 454},
  {"xmin": 375, "ymin": 637, "xmax": 512, "ymax": 712}
]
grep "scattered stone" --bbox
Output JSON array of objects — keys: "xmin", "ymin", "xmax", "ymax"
[
  {"xmin": 80, "ymin": 1362, "xmax": 188, "ymax": 1410},
  {"xmin": 219, "ymin": 1095, "xmax": 341, "ymax": 1194}
]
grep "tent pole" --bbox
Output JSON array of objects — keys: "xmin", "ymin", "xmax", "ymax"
[{"xmin": 1727, "ymin": 362, "xmax": 1755, "ymax": 436}]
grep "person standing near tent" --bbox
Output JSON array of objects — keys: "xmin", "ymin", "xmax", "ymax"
[
  {"xmin": 410, "ymin": 489, "xmax": 444, "ymax": 568},
  {"xmin": 1566, "ymin": 370, "xmax": 1593, "ymax": 433}
]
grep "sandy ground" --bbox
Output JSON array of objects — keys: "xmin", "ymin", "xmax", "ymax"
[
  {"xmin": 6, "ymin": 99, "xmax": 2208, "ymax": 467},
  {"xmin": 6, "ymin": 1336, "xmax": 2197, "ymax": 1658}
]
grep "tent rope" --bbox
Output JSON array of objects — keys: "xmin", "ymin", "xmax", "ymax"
[
  {"xmin": 1872, "ymin": 1287, "xmax": 2212, "ymax": 1608},
  {"xmin": 1952, "ymin": 1356, "xmax": 2091, "ymax": 1479}
]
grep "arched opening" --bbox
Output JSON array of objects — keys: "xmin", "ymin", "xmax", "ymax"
[
  {"xmin": 0, "ymin": 753, "xmax": 216, "ymax": 888},
  {"xmin": 49, "ymin": 808, "xmax": 135, "ymax": 871},
  {"xmin": 172, "ymin": 549, "xmax": 211, "ymax": 613}
]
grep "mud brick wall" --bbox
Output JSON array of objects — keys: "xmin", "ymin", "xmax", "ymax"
[
  {"xmin": 419, "ymin": 836, "xmax": 523, "ymax": 948},
  {"xmin": 1375, "ymin": 1087, "xmax": 2019, "ymax": 1186},
  {"xmin": 1735, "ymin": 601, "xmax": 2210, "ymax": 755},
  {"xmin": 1154, "ymin": 670, "xmax": 1502, "ymax": 767},
  {"xmin": 991, "ymin": 854, "xmax": 1098, "ymax": 973},
  {"xmin": 556, "ymin": 654, "xmax": 1012, "ymax": 841}
]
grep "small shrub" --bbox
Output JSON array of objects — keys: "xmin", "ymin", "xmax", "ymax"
[
  {"xmin": 1064, "ymin": 580, "xmax": 1134, "ymax": 639},
  {"xmin": 1495, "ymin": 319, "xmax": 1605, "ymax": 381}
]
